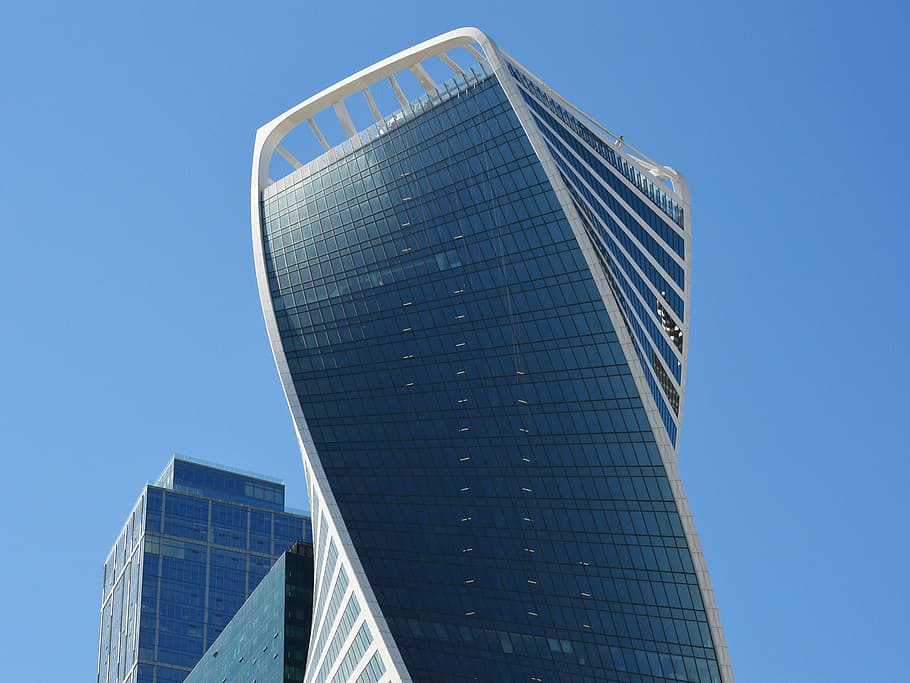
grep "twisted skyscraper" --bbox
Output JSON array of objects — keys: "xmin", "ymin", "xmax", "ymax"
[{"xmin": 252, "ymin": 28, "xmax": 732, "ymax": 683}]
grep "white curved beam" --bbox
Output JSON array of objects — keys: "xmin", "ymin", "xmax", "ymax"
[{"xmin": 253, "ymin": 27, "xmax": 493, "ymax": 191}]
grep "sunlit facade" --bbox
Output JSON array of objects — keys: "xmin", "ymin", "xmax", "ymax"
[
  {"xmin": 252, "ymin": 28, "xmax": 732, "ymax": 682},
  {"xmin": 96, "ymin": 457, "xmax": 311, "ymax": 683}
]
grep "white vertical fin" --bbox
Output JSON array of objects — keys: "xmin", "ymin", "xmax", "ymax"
[
  {"xmin": 307, "ymin": 118, "xmax": 331, "ymax": 151},
  {"xmin": 333, "ymin": 100, "xmax": 357, "ymax": 138},
  {"xmin": 363, "ymin": 88, "xmax": 383, "ymax": 123},
  {"xmin": 388, "ymin": 75, "xmax": 409, "ymax": 106},
  {"xmin": 466, "ymin": 44, "xmax": 486, "ymax": 63},
  {"xmin": 440, "ymin": 52, "xmax": 465, "ymax": 77},
  {"xmin": 409, "ymin": 63, "xmax": 437, "ymax": 91},
  {"xmin": 276, "ymin": 145, "xmax": 303, "ymax": 169}
]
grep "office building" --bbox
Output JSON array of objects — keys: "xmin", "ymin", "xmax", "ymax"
[
  {"xmin": 185, "ymin": 541, "xmax": 316, "ymax": 683},
  {"xmin": 97, "ymin": 456, "xmax": 312, "ymax": 683},
  {"xmin": 251, "ymin": 28, "xmax": 732, "ymax": 682}
]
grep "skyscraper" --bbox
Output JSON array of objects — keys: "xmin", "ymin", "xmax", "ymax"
[
  {"xmin": 251, "ymin": 27, "xmax": 732, "ymax": 683},
  {"xmin": 97, "ymin": 456, "xmax": 311, "ymax": 683},
  {"xmin": 184, "ymin": 541, "xmax": 316, "ymax": 683}
]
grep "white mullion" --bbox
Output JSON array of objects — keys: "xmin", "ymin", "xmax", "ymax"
[
  {"xmin": 514, "ymin": 73, "xmax": 687, "ymax": 210},
  {"xmin": 534, "ymin": 111, "xmax": 688, "ymax": 296},
  {"xmin": 545, "ymin": 140, "xmax": 685, "ymax": 381},
  {"xmin": 310, "ymin": 537, "xmax": 340, "ymax": 637},
  {"xmin": 309, "ymin": 567, "xmax": 356, "ymax": 681},
  {"xmin": 311, "ymin": 545, "xmax": 340, "ymax": 639},
  {"xmin": 343, "ymin": 644, "xmax": 382, "ymax": 683},
  {"xmin": 585, "ymin": 217, "xmax": 684, "ymax": 391},
  {"xmin": 539, "ymin": 115, "xmax": 687, "ymax": 322},
  {"xmin": 594, "ymin": 246, "xmax": 684, "ymax": 419},
  {"xmin": 506, "ymin": 70, "xmax": 685, "ymax": 418},
  {"xmin": 312, "ymin": 510, "xmax": 327, "ymax": 594},
  {"xmin": 515, "ymin": 79, "xmax": 687, "ymax": 262},
  {"xmin": 322, "ymin": 611, "xmax": 370, "ymax": 683}
]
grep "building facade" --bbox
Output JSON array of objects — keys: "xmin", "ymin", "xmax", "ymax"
[
  {"xmin": 252, "ymin": 28, "xmax": 732, "ymax": 683},
  {"xmin": 97, "ymin": 457, "xmax": 312, "ymax": 683},
  {"xmin": 185, "ymin": 541, "xmax": 316, "ymax": 683}
]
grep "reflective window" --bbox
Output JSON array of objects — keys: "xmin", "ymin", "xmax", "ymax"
[
  {"xmin": 262, "ymin": 74, "xmax": 718, "ymax": 682},
  {"xmin": 97, "ymin": 461, "xmax": 311, "ymax": 683}
]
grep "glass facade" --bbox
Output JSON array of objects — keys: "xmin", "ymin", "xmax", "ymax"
[
  {"xmin": 97, "ymin": 457, "xmax": 312, "ymax": 683},
  {"xmin": 184, "ymin": 541, "xmax": 315, "ymax": 683},
  {"xmin": 507, "ymin": 62, "xmax": 688, "ymax": 446},
  {"xmin": 258, "ymin": 55, "xmax": 722, "ymax": 682}
]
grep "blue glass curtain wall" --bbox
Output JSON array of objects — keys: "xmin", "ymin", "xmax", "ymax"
[
  {"xmin": 262, "ymin": 74, "xmax": 719, "ymax": 682},
  {"xmin": 98, "ymin": 461, "xmax": 311, "ymax": 683}
]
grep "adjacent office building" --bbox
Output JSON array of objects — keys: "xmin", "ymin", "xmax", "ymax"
[
  {"xmin": 184, "ymin": 541, "xmax": 316, "ymax": 683},
  {"xmin": 252, "ymin": 28, "xmax": 732, "ymax": 682},
  {"xmin": 97, "ymin": 456, "xmax": 312, "ymax": 683}
]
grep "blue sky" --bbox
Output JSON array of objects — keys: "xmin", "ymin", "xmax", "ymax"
[{"xmin": 1, "ymin": 1, "xmax": 907, "ymax": 680}]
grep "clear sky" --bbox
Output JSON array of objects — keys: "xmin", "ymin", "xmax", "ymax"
[{"xmin": 1, "ymin": 1, "xmax": 907, "ymax": 681}]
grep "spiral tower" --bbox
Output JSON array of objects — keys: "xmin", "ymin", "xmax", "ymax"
[{"xmin": 252, "ymin": 28, "xmax": 731, "ymax": 683}]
